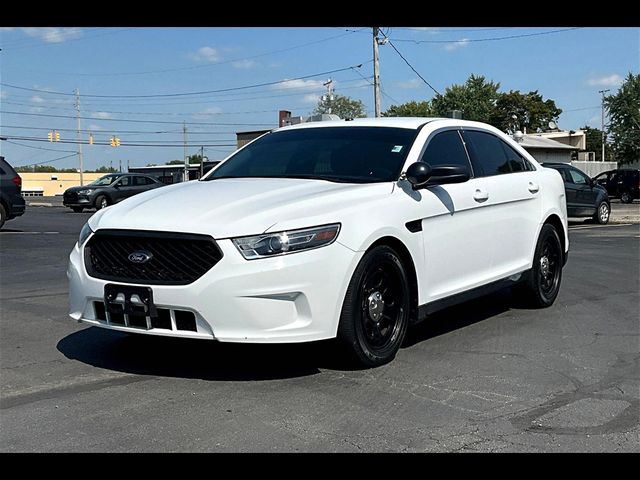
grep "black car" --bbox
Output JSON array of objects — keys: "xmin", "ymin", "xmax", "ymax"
[
  {"xmin": 63, "ymin": 173, "xmax": 164, "ymax": 212},
  {"xmin": 592, "ymin": 169, "xmax": 639, "ymax": 204},
  {"xmin": 543, "ymin": 162, "xmax": 610, "ymax": 224},
  {"xmin": 0, "ymin": 156, "xmax": 26, "ymax": 229}
]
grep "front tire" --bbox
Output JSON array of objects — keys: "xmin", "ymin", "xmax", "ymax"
[
  {"xmin": 95, "ymin": 195, "xmax": 109, "ymax": 210},
  {"xmin": 621, "ymin": 191, "xmax": 633, "ymax": 204},
  {"xmin": 516, "ymin": 224, "xmax": 563, "ymax": 308},
  {"xmin": 337, "ymin": 245, "xmax": 410, "ymax": 368},
  {"xmin": 594, "ymin": 201, "xmax": 610, "ymax": 224}
]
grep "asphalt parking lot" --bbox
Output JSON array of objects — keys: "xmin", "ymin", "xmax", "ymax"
[{"xmin": 1, "ymin": 208, "xmax": 638, "ymax": 452}]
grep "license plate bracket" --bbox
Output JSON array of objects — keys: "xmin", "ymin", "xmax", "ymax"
[{"xmin": 104, "ymin": 283, "xmax": 157, "ymax": 319}]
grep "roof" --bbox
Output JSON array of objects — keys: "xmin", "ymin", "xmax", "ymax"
[
  {"xmin": 276, "ymin": 117, "xmax": 517, "ymax": 131},
  {"xmin": 515, "ymin": 135, "xmax": 576, "ymax": 151}
]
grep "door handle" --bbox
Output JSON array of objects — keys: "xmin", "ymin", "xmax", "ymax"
[
  {"xmin": 528, "ymin": 182, "xmax": 540, "ymax": 193},
  {"xmin": 473, "ymin": 189, "xmax": 489, "ymax": 202}
]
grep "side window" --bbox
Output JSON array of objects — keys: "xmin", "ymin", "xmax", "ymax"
[
  {"xmin": 500, "ymin": 141, "xmax": 533, "ymax": 172},
  {"xmin": 558, "ymin": 168, "xmax": 572, "ymax": 183},
  {"xmin": 461, "ymin": 130, "xmax": 511, "ymax": 177},
  {"xmin": 118, "ymin": 176, "xmax": 131, "ymax": 187},
  {"xmin": 568, "ymin": 169, "xmax": 588, "ymax": 185},
  {"xmin": 146, "ymin": 177, "xmax": 157, "ymax": 184},
  {"xmin": 420, "ymin": 130, "xmax": 471, "ymax": 170},
  {"xmin": 134, "ymin": 176, "xmax": 150, "ymax": 186}
]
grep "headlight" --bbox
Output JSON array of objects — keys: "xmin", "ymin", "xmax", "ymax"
[
  {"xmin": 232, "ymin": 223, "xmax": 340, "ymax": 260},
  {"xmin": 78, "ymin": 222, "xmax": 94, "ymax": 246},
  {"xmin": 78, "ymin": 189, "xmax": 94, "ymax": 195}
]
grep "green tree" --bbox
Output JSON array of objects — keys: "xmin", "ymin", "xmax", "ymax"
[
  {"xmin": 165, "ymin": 155, "xmax": 201, "ymax": 166},
  {"xmin": 94, "ymin": 165, "xmax": 118, "ymax": 173},
  {"xmin": 383, "ymin": 100, "xmax": 433, "ymax": 117},
  {"xmin": 605, "ymin": 72, "xmax": 640, "ymax": 165},
  {"xmin": 313, "ymin": 94, "xmax": 366, "ymax": 119},
  {"xmin": 431, "ymin": 74, "xmax": 500, "ymax": 122},
  {"xmin": 492, "ymin": 90, "xmax": 562, "ymax": 134},
  {"xmin": 581, "ymin": 125, "xmax": 613, "ymax": 161}
]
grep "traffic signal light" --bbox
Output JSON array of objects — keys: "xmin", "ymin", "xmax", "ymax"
[
  {"xmin": 110, "ymin": 136, "xmax": 121, "ymax": 147},
  {"xmin": 115, "ymin": 137, "xmax": 120, "ymax": 147},
  {"xmin": 55, "ymin": 131, "xmax": 60, "ymax": 142},
  {"xmin": 48, "ymin": 131, "xmax": 53, "ymax": 142},
  {"xmin": 88, "ymin": 133, "xmax": 94, "ymax": 145}
]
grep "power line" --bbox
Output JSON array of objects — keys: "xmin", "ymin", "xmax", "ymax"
[
  {"xmin": 0, "ymin": 110, "xmax": 275, "ymax": 126},
  {"xmin": 387, "ymin": 41, "xmax": 441, "ymax": 96},
  {"xmin": 0, "ymin": 63, "xmax": 365, "ymax": 98},
  {"xmin": 14, "ymin": 153, "xmax": 78, "ymax": 168},
  {"xmin": 0, "ymin": 28, "xmax": 137, "ymax": 50},
  {"xmin": 1, "ymin": 135, "xmax": 238, "ymax": 148},
  {"xmin": 390, "ymin": 27, "xmax": 584, "ymax": 44},
  {"xmin": 3, "ymin": 139, "xmax": 77, "ymax": 153}
]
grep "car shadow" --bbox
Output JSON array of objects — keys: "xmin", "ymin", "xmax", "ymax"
[
  {"xmin": 57, "ymin": 327, "xmax": 340, "ymax": 381},
  {"xmin": 403, "ymin": 288, "xmax": 514, "ymax": 348},
  {"xmin": 0, "ymin": 228, "xmax": 24, "ymax": 233}
]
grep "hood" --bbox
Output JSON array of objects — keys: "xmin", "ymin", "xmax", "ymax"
[{"xmin": 90, "ymin": 178, "xmax": 393, "ymax": 238}]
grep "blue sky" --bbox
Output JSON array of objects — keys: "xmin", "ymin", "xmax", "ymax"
[{"xmin": 1, "ymin": 27, "xmax": 638, "ymax": 171}]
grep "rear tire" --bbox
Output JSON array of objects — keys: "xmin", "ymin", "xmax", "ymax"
[
  {"xmin": 621, "ymin": 191, "xmax": 633, "ymax": 204},
  {"xmin": 593, "ymin": 201, "xmax": 610, "ymax": 225},
  {"xmin": 337, "ymin": 245, "xmax": 410, "ymax": 368},
  {"xmin": 95, "ymin": 195, "xmax": 109, "ymax": 210},
  {"xmin": 0, "ymin": 204, "xmax": 6, "ymax": 229},
  {"xmin": 516, "ymin": 224, "xmax": 563, "ymax": 308},
  {"xmin": 71, "ymin": 207, "xmax": 84, "ymax": 213}
]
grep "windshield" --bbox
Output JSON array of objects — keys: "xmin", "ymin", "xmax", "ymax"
[
  {"xmin": 89, "ymin": 175, "xmax": 121, "ymax": 186},
  {"xmin": 206, "ymin": 126, "xmax": 419, "ymax": 183}
]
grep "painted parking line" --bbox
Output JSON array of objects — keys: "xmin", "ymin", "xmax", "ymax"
[{"xmin": 568, "ymin": 223, "xmax": 632, "ymax": 231}]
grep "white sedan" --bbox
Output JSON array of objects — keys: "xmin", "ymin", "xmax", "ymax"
[{"xmin": 68, "ymin": 117, "xmax": 568, "ymax": 367}]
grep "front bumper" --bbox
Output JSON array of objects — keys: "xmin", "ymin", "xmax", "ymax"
[
  {"xmin": 63, "ymin": 195, "xmax": 93, "ymax": 208},
  {"xmin": 68, "ymin": 236, "xmax": 361, "ymax": 343}
]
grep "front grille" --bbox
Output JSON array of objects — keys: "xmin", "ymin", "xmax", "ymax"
[
  {"xmin": 64, "ymin": 191, "xmax": 78, "ymax": 202},
  {"xmin": 85, "ymin": 229, "xmax": 223, "ymax": 285}
]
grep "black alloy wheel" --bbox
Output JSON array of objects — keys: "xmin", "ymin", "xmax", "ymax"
[{"xmin": 338, "ymin": 245, "xmax": 410, "ymax": 367}]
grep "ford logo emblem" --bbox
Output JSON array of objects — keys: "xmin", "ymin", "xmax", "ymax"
[{"xmin": 128, "ymin": 251, "xmax": 153, "ymax": 264}]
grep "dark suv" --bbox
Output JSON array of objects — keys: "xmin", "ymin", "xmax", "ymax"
[
  {"xmin": 543, "ymin": 162, "xmax": 611, "ymax": 224},
  {"xmin": 63, "ymin": 173, "xmax": 164, "ymax": 212},
  {"xmin": 592, "ymin": 169, "xmax": 639, "ymax": 204},
  {"xmin": 0, "ymin": 156, "xmax": 26, "ymax": 229}
]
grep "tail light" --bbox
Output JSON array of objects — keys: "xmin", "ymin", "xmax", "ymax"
[{"xmin": 12, "ymin": 175, "xmax": 22, "ymax": 193}]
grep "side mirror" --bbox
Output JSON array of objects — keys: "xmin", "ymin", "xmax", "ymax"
[
  {"xmin": 405, "ymin": 162, "xmax": 470, "ymax": 190},
  {"xmin": 405, "ymin": 162, "xmax": 432, "ymax": 190}
]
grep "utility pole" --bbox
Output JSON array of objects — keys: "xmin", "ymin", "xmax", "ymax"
[
  {"xmin": 322, "ymin": 78, "xmax": 334, "ymax": 114},
  {"xmin": 598, "ymin": 89, "xmax": 610, "ymax": 161},
  {"xmin": 183, "ymin": 121, "xmax": 188, "ymax": 182},
  {"xmin": 200, "ymin": 145, "xmax": 204, "ymax": 178},
  {"xmin": 75, "ymin": 88, "xmax": 84, "ymax": 186},
  {"xmin": 373, "ymin": 27, "xmax": 381, "ymax": 118}
]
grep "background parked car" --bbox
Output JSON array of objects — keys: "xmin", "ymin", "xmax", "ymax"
[
  {"xmin": 63, "ymin": 173, "xmax": 165, "ymax": 212},
  {"xmin": 543, "ymin": 162, "xmax": 610, "ymax": 224},
  {"xmin": 592, "ymin": 168, "xmax": 639, "ymax": 204},
  {"xmin": 0, "ymin": 156, "xmax": 26, "ymax": 229}
]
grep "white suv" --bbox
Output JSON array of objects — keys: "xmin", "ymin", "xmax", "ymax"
[{"xmin": 68, "ymin": 118, "xmax": 568, "ymax": 367}]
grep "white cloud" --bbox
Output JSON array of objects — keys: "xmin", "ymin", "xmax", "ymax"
[
  {"xmin": 88, "ymin": 124, "xmax": 103, "ymax": 131},
  {"xmin": 232, "ymin": 59, "xmax": 257, "ymax": 69},
  {"xmin": 29, "ymin": 106, "xmax": 45, "ymax": 113},
  {"xmin": 192, "ymin": 106, "xmax": 223, "ymax": 120},
  {"xmin": 30, "ymin": 95, "xmax": 45, "ymax": 103},
  {"xmin": 303, "ymin": 94, "xmax": 321, "ymax": 104},
  {"xmin": 91, "ymin": 111, "xmax": 112, "ymax": 119},
  {"xmin": 397, "ymin": 78, "xmax": 422, "ymax": 89},
  {"xmin": 188, "ymin": 46, "xmax": 221, "ymax": 63},
  {"xmin": 22, "ymin": 27, "xmax": 82, "ymax": 44},
  {"xmin": 444, "ymin": 38, "xmax": 469, "ymax": 51},
  {"xmin": 409, "ymin": 27, "xmax": 440, "ymax": 34},
  {"xmin": 587, "ymin": 74, "xmax": 623, "ymax": 87},
  {"xmin": 274, "ymin": 78, "xmax": 325, "ymax": 91}
]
